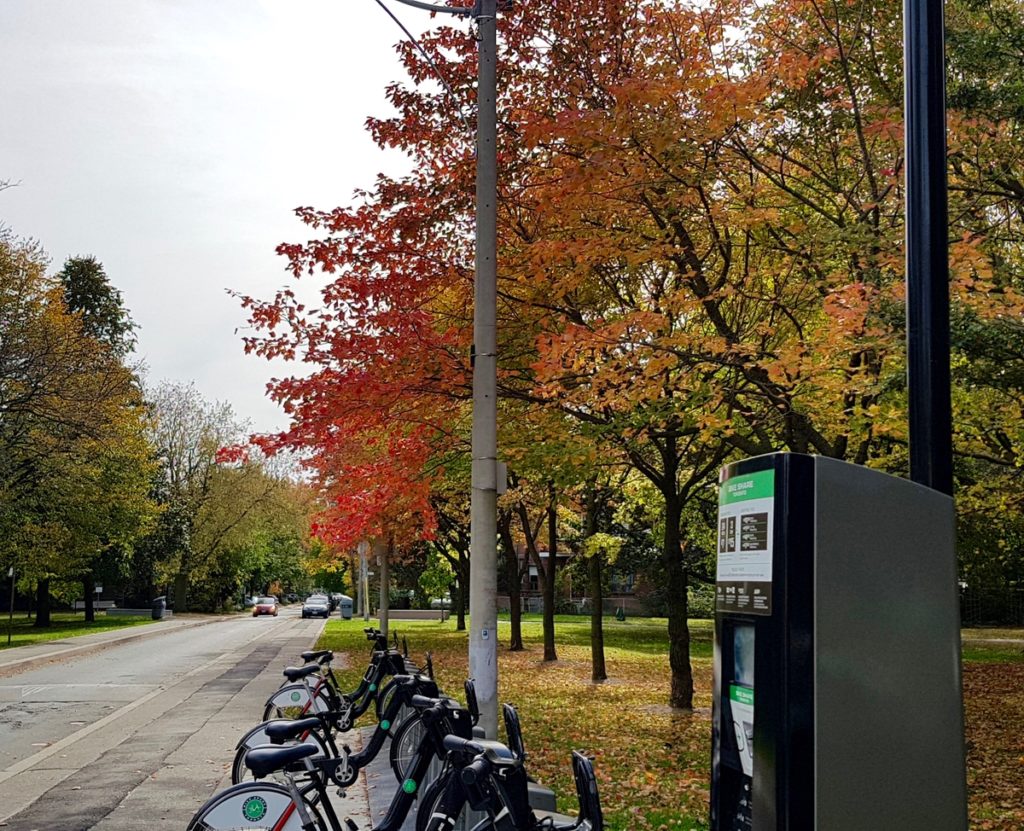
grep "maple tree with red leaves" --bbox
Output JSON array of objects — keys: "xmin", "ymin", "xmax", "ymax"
[{"xmin": 238, "ymin": 0, "xmax": 1024, "ymax": 714}]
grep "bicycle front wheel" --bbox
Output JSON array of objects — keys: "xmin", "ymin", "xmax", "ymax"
[
  {"xmin": 415, "ymin": 770, "xmax": 490, "ymax": 831},
  {"xmin": 187, "ymin": 780, "xmax": 327, "ymax": 831},
  {"xmin": 389, "ymin": 713, "xmax": 427, "ymax": 782}
]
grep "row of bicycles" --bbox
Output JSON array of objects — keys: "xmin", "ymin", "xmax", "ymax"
[{"xmin": 187, "ymin": 627, "xmax": 604, "ymax": 831}]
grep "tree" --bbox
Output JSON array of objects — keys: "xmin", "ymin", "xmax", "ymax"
[
  {"xmin": 237, "ymin": 0, "xmax": 1024, "ymax": 709},
  {"xmin": 418, "ymin": 548, "xmax": 455, "ymax": 610},
  {"xmin": 147, "ymin": 381, "xmax": 298, "ymax": 611},
  {"xmin": 57, "ymin": 254, "xmax": 142, "ymax": 618},
  {"xmin": 57, "ymin": 256, "xmax": 136, "ymax": 356},
  {"xmin": 0, "ymin": 231, "xmax": 158, "ymax": 625}
]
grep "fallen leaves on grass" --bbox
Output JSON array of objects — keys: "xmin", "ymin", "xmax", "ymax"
[
  {"xmin": 321, "ymin": 618, "xmax": 1022, "ymax": 831},
  {"xmin": 963, "ymin": 662, "xmax": 1024, "ymax": 830}
]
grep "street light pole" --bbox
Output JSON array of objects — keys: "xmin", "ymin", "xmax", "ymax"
[
  {"xmin": 904, "ymin": 0, "xmax": 953, "ymax": 496},
  {"xmin": 389, "ymin": 0, "xmax": 501, "ymax": 738}
]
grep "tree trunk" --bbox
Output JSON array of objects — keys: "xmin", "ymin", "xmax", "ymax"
[
  {"xmin": 542, "ymin": 484, "xmax": 558, "ymax": 662},
  {"xmin": 173, "ymin": 572, "xmax": 189, "ymax": 613},
  {"xmin": 83, "ymin": 574, "xmax": 95, "ymax": 623},
  {"xmin": 455, "ymin": 549, "xmax": 468, "ymax": 631},
  {"xmin": 499, "ymin": 510, "xmax": 523, "ymax": 651},
  {"xmin": 589, "ymin": 550, "xmax": 606, "ymax": 682},
  {"xmin": 664, "ymin": 488, "xmax": 693, "ymax": 710},
  {"xmin": 584, "ymin": 486, "xmax": 606, "ymax": 682},
  {"xmin": 33, "ymin": 578, "xmax": 51, "ymax": 628}
]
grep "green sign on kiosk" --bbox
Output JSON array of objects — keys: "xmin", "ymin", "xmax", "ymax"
[{"xmin": 710, "ymin": 453, "xmax": 967, "ymax": 830}]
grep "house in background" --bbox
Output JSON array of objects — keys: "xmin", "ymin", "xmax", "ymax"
[{"xmin": 497, "ymin": 545, "xmax": 658, "ymax": 616}]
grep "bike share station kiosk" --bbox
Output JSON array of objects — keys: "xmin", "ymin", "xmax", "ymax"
[{"xmin": 710, "ymin": 452, "xmax": 967, "ymax": 830}]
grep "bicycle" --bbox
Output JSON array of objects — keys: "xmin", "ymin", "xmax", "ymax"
[
  {"xmin": 265, "ymin": 630, "xmax": 412, "ymax": 722},
  {"xmin": 190, "ymin": 688, "xmax": 476, "ymax": 831},
  {"xmin": 232, "ymin": 672, "xmax": 441, "ymax": 788},
  {"xmin": 387, "ymin": 663, "xmax": 469, "ymax": 783},
  {"xmin": 415, "ymin": 734, "xmax": 603, "ymax": 831}
]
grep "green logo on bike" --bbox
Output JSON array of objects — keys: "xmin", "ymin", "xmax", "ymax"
[
  {"xmin": 369, "ymin": 683, "xmax": 377, "ymax": 692},
  {"xmin": 402, "ymin": 778, "xmax": 417, "ymax": 794},
  {"xmin": 242, "ymin": 795, "xmax": 268, "ymax": 822},
  {"xmin": 381, "ymin": 719, "xmax": 390, "ymax": 731},
  {"xmin": 291, "ymin": 691, "xmax": 302, "ymax": 702}
]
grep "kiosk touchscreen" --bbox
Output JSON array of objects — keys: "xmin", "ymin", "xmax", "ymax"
[{"xmin": 710, "ymin": 453, "xmax": 966, "ymax": 831}]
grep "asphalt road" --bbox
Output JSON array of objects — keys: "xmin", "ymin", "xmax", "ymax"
[{"xmin": 0, "ymin": 605, "xmax": 334, "ymax": 830}]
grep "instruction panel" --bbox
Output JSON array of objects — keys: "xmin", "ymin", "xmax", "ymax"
[{"xmin": 716, "ymin": 469, "xmax": 775, "ymax": 615}]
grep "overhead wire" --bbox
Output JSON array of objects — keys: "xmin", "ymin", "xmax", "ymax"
[{"xmin": 369, "ymin": 0, "xmax": 474, "ymax": 135}]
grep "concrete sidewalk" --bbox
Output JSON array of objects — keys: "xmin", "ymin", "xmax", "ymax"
[{"xmin": 0, "ymin": 613, "xmax": 227, "ymax": 678}]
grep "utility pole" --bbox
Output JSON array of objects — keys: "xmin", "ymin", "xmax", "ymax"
[
  {"xmin": 468, "ymin": 0, "xmax": 500, "ymax": 740},
  {"xmin": 389, "ymin": 0, "xmax": 502, "ymax": 738}
]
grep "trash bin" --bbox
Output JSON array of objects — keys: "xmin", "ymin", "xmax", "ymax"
[
  {"xmin": 339, "ymin": 595, "xmax": 353, "ymax": 620},
  {"xmin": 152, "ymin": 596, "xmax": 167, "ymax": 620}
]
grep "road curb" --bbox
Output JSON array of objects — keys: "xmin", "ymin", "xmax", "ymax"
[{"xmin": 0, "ymin": 615, "xmax": 228, "ymax": 679}]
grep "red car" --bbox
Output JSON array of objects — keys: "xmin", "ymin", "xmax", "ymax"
[{"xmin": 252, "ymin": 596, "xmax": 279, "ymax": 617}]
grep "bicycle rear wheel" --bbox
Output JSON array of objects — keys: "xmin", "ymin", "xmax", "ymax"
[
  {"xmin": 263, "ymin": 684, "xmax": 333, "ymax": 721},
  {"xmin": 187, "ymin": 780, "xmax": 327, "ymax": 831},
  {"xmin": 231, "ymin": 724, "xmax": 330, "ymax": 786}
]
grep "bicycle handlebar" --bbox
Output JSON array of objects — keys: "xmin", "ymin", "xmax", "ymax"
[{"xmin": 442, "ymin": 734, "xmax": 484, "ymax": 754}]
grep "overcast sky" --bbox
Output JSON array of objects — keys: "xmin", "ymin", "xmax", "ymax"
[{"xmin": 0, "ymin": 0, "xmax": 452, "ymax": 434}]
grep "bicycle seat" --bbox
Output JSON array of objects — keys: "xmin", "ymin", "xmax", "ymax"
[
  {"xmin": 266, "ymin": 717, "xmax": 322, "ymax": 743},
  {"xmin": 245, "ymin": 743, "xmax": 319, "ymax": 779},
  {"xmin": 301, "ymin": 649, "xmax": 333, "ymax": 663},
  {"xmin": 282, "ymin": 665, "xmax": 320, "ymax": 682}
]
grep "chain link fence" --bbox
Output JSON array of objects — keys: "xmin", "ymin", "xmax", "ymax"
[{"xmin": 960, "ymin": 587, "xmax": 1024, "ymax": 626}]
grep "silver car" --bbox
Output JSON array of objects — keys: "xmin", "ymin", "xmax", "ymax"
[{"xmin": 301, "ymin": 595, "xmax": 330, "ymax": 619}]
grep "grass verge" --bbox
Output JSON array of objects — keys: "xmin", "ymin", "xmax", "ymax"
[
  {"xmin": 0, "ymin": 611, "xmax": 155, "ymax": 650},
  {"xmin": 319, "ymin": 616, "xmax": 1023, "ymax": 831}
]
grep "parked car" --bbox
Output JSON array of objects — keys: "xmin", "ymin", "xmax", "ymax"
[
  {"xmin": 302, "ymin": 595, "xmax": 330, "ymax": 619},
  {"xmin": 252, "ymin": 596, "xmax": 279, "ymax": 617}
]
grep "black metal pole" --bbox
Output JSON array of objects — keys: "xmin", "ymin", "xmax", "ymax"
[{"xmin": 904, "ymin": 0, "xmax": 953, "ymax": 496}]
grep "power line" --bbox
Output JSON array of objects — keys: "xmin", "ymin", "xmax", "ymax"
[{"xmin": 370, "ymin": 0, "xmax": 473, "ymax": 134}]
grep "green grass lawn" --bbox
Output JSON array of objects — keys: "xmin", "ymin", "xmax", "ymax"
[
  {"xmin": 961, "ymin": 627, "xmax": 1024, "ymax": 662},
  {"xmin": 319, "ymin": 615, "xmax": 1024, "ymax": 831},
  {"xmin": 0, "ymin": 611, "xmax": 155, "ymax": 650}
]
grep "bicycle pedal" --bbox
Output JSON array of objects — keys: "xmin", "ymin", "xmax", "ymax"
[
  {"xmin": 336, "ymin": 788, "xmax": 347, "ymax": 798},
  {"xmin": 342, "ymin": 744, "xmax": 351, "ymax": 754},
  {"xmin": 345, "ymin": 817, "xmax": 359, "ymax": 831}
]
